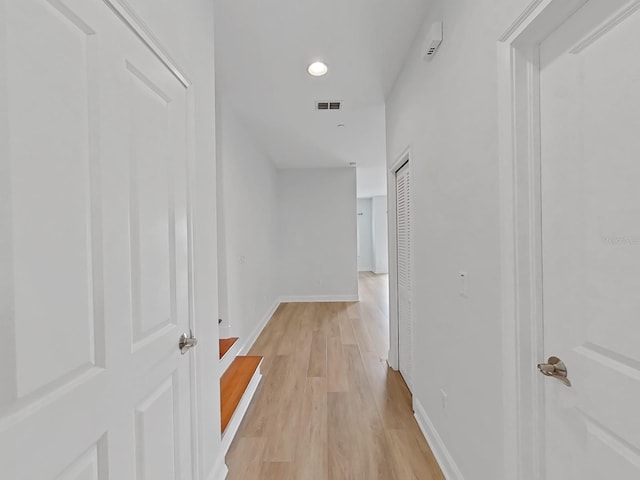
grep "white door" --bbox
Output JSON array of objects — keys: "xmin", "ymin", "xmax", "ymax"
[
  {"xmin": 0, "ymin": 1, "xmax": 195, "ymax": 478},
  {"xmin": 540, "ymin": 1, "xmax": 640, "ymax": 478},
  {"xmin": 395, "ymin": 162, "xmax": 412, "ymax": 388},
  {"xmin": 357, "ymin": 198, "xmax": 373, "ymax": 272}
]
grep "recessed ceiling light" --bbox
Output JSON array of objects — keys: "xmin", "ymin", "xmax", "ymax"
[
  {"xmin": 337, "ymin": 123, "xmax": 345, "ymax": 128},
  {"xmin": 349, "ymin": 162, "xmax": 356, "ymax": 166},
  {"xmin": 307, "ymin": 61, "xmax": 328, "ymax": 77}
]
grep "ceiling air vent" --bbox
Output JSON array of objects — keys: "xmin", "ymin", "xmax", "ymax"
[{"xmin": 315, "ymin": 101, "xmax": 341, "ymax": 111}]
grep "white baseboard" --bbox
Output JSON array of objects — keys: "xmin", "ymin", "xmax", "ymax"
[
  {"xmin": 206, "ymin": 452, "xmax": 229, "ymax": 480},
  {"xmin": 238, "ymin": 299, "xmax": 280, "ymax": 356},
  {"xmin": 413, "ymin": 397, "xmax": 464, "ymax": 480},
  {"xmin": 220, "ymin": 360, "xmax": 263, "ymax": 455},
  {"xmin": 278, "ymin": 294, "xmax": 359, "ymax": 303}
]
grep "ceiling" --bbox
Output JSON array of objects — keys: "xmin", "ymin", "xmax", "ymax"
[{"xmin": 214, "ymin": 0, "xmax": 430, "ymax": 197}]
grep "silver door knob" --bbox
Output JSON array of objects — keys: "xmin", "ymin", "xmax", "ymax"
[
  {"xmin": 537, "ymin": 356, "xmax": 571, "ymax": 387},
  {"xmin": 179, "ymin": 332, "xmax": 198, "ymax": 354}
]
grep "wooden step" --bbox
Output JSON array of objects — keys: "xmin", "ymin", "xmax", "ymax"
[
  {"xmin": 219, "ymin": 337, "xmax": 239, "ymax": 359},
  {"xmin": 220, "ymin": 356, "xmax": 262, "ymax": 433}
]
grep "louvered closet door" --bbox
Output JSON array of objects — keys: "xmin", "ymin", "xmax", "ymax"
[{"xmin": 396, "ymin": 162, "xmax": 412, "ymax": 389}]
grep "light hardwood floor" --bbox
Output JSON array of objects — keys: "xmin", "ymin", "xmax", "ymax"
[{"xmin": 226, "ymin": 272, "xmax": 444, "ymax": 480}]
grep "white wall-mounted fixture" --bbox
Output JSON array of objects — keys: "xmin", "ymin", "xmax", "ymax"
[
  {"xmin": 308, "ymin": 61, "xmax": 328, "ymax": 76},
  {"xmin": 424, "ymin": 21, "xmax": 443, "ymax": 58}
]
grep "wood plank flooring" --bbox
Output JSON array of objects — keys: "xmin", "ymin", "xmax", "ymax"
[{"xmin": 226, "ymin": 272, "xmax": 444, "ymax": 480}]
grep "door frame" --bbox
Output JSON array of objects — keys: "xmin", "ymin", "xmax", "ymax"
[
  {"xmin": 387, "ymin": 146, "xmax": 411, "ymax": 374},
  {"xmin": 497, "ymin": 0, "xmax": 596, "ymax": 478}
]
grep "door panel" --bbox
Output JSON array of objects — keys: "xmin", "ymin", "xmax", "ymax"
[
  {"xmin": 118, "ymin": 26, "xmax": 192, "ymax": 479},
  {"xmin": 127, "ymin": 60, "xmax": 175, "ymax": 344},
  {"xmin": 56, "ymin": 442, "xmax": 105, "ymax": 480},
  {"xmin": 396, "ymin": 162, "xmax": 412, "ymax": 388},
  {"xmin": 0, "ymin": 1, "xmax": 109, "ymax": 477},
  {"xmin": 0, "ymin": 0, "xmax": 194, "ymax": 478},
  {"xmin": 540, "ymin": 1, "xmax": 640, "ymax": 478},
  {"xmin": 8, "ymin": 0, "xmax": 101, "ymax": 400},
  {"xmin": 135, "ymin": 377, "xmax": 179, "ymax": 480}
]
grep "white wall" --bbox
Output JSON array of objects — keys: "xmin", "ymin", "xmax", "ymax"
[
  {"xmin": 216, "ymin": 103, "xmax": 280, "ymax": 346},
  {"xmin": 122, "ymin": 0, "xmax": 221, "ymax": 478},
  {"xmin": 278, "ymin": 168, "xmax": 358, "ymax": 301},
  {"xmin": 386, "ymin": 1, "xmax": 530, "ymax": 479},
  {"xmin": 372, "ymin": 196, "xmax": 389, "ymax": 274},
  {"xmin": 357, "ymin": 165, "xmax": 388, "ymax": 198},
  {"xmin": 357, "ymin": 198, "xmax": 373, "ymax": 272}
]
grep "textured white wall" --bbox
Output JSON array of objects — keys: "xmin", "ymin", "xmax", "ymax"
[
  {"xmin": 386, "ymin": 0, "xmax": 532, "ymax": 478},
  {"xmin": 278, "ymin": 168, "xmax": 358, "ymax": 301}
]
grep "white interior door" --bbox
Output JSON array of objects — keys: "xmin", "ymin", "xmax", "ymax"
[
  {"xmin": 0, "ymin": 0, "xmax": 195, "ymax": 478},
  {"xmin": 540, "ymin": 1, "xmax": 640, "ymax": 478},
  {"xmin": 357, "ymin": 198, "xmax": 373, "ymax": 272},
  {"xmin": 395, "ymin": 162, "xmax": 412, "ymax": 388}
]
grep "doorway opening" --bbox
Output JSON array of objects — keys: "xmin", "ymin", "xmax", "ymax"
[{"xmin": 357, "ymin": 196, "xmax": 389, "ymax": 274}]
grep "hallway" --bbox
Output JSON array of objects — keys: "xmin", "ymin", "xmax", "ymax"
[{"xmin": 226, "ymin": 273, "xmax": 444, "ymax": 479}]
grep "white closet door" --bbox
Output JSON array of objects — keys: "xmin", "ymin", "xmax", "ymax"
[
  {"xmin": 396, "ymin": 162, "xmax": 412, "ymax": 389},
  {"xmin": 0, "ymin": 0, "xmax": 195, "ymax": 478}
]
